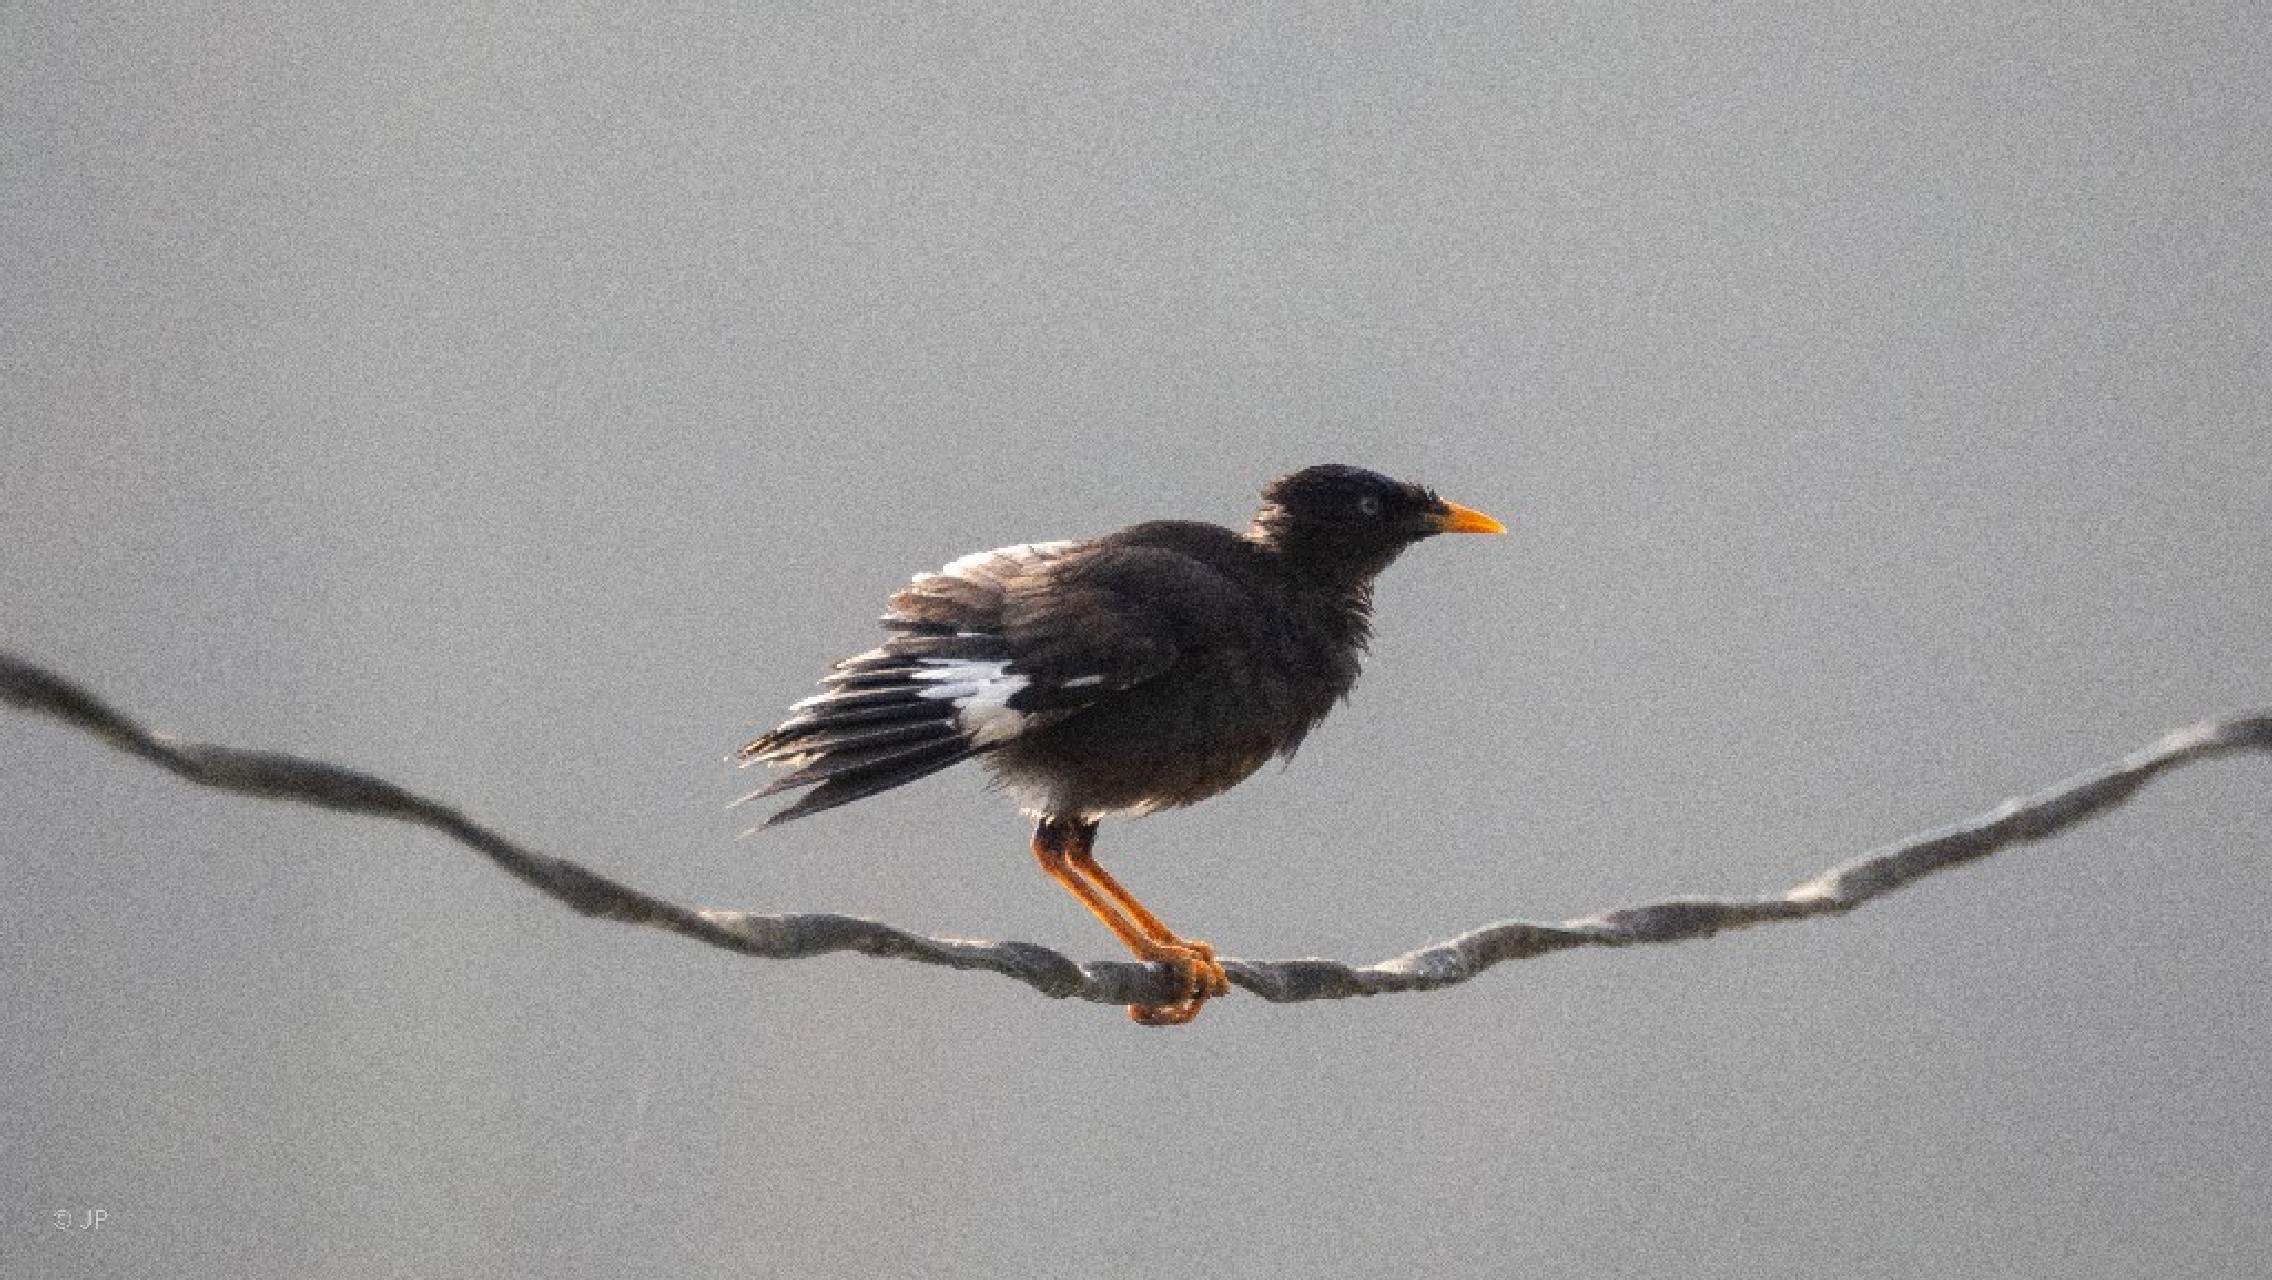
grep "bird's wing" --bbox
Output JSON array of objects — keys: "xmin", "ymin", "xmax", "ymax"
[
  {"xmin": 990, "ymin": 541, "xmax": 1255, "ymax": 711},
  {"xmin": 740, "ymin": 538, "xmax": 1263, "ymax": 823},
  {"xmin": 739, "ymin": 540, "xmax": 1152, "ymax": 822}
]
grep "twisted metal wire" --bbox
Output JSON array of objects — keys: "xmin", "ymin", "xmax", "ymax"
[{"xmin": 5, "ymin": 650, "xmax": 2266, "ymax": 1009}]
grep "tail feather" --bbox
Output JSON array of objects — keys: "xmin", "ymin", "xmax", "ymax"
[
  {"xmin": 758, "ymin": 696, "xmax": 947, "ymax": 739},
  {"xmin": 739, "ymin": 642, "xmax": 1015, "ymax": 821},
  {"xmin": 758, "ymin": 739, "xmax": 979, "ymax": 825},
  {"xmin": 746, "ymin": 716, "xmax": 962, "ymax": 768},
  {"xmin": 741, "ymin": 593, "xmax": 1045, "ymax": 822}
]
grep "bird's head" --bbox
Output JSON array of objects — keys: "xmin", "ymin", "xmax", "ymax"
[{"xmin": 1248, "ymin": 464, "xmax": 1504, "ymax": 579}]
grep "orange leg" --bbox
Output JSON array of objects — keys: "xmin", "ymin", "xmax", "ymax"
[
  {"xmin": 1031, "ymin": 817, "xmax": 1230, "ymax": 1026},
  {"xmin": 1067, "ymin": 845, "xmax": 1230, "ymax": 995}
]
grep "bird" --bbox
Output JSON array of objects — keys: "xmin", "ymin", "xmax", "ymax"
[{"xmin": 736, "ymin": 464, "xmax": 1505, "ymax": 1025}]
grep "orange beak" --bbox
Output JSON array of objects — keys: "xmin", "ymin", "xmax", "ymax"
[{"xmin": 1429, "ymin": 499, "xmax": 1507, "ymax": 535}]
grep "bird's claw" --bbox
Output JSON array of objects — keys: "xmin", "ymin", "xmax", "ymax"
[{"xmin": 1128, "ymin": 938, "xmax": 1230, "ymax": 1026}]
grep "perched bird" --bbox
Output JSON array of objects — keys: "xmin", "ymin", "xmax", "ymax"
[{"xmin": 738, "ymin": 464, "xmax": 1505, "ymax": 1025}]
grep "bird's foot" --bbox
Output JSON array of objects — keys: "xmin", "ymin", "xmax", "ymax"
[{"xmin": 1128, "ymin": 938, "xmax": 1231, "ymax": 1026}]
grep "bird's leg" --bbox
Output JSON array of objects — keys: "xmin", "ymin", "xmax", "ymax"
[
  {"xmin": 1065, "ymin": 841, "xmax": 1230, "ymax": 1002},
  {"xmin": 1031, "ymin": 817, "xmax": 1229, "ymax": 1026},
  {"xmin": 1030, "ymin": 817, "xmax": 1157, "ymax": 958}
]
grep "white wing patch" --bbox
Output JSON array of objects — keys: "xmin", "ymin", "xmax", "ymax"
[
  {"xmin": 913, "ymin": 658, "xmax": 1031, "ymax": 745},
  {"xmin": 880, "ymin": 541, "xmax": 1095, "ymax": 747}
]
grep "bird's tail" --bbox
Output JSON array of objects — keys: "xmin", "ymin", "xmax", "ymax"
[{"xmin": 734, "ymin": 628, "xmax": 1009, "ymax": 826}]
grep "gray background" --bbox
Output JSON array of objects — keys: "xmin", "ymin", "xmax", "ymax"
[{"xmin": 6, "ymin": 4, "xmax": 2269, "ymax": 1277}]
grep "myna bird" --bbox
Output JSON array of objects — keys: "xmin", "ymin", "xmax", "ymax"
[{"xmin": 738, "ymin": 464, "xmax": 1506, "ymax": 1025}]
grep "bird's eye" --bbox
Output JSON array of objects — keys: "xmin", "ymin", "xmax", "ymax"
[{"xmin": 1356, "ymin": 495, "xmax": 1383, "ymax": 518}]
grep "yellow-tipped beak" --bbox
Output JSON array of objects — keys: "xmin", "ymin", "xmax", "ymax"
[{"xmin": 1431, "ymin": 500, "xmax": 1507, "ymax": 535}]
